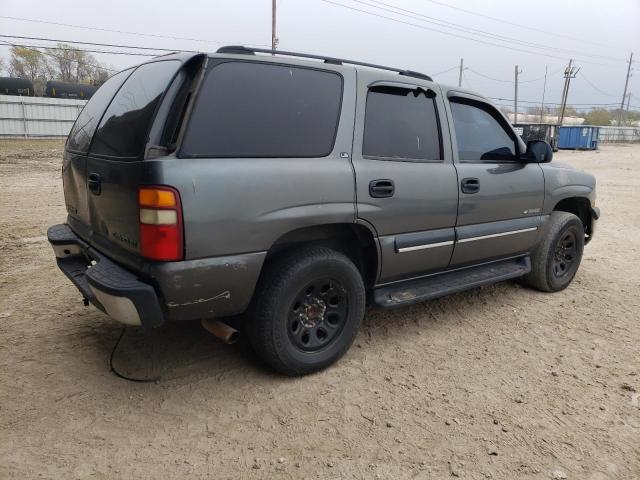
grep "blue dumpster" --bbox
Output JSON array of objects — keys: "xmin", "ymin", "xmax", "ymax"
[{"xmin": 557, "ymin": 126, "xmax": 600, "ymax": 150}]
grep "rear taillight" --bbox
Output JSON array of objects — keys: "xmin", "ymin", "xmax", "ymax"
[{"xmin": 138, "ymin": 186, "xmax": 184, "ymax": 261}]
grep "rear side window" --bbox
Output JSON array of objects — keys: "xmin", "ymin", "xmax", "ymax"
[
  {"xmin": 90, "ymin": 60, "xmax": 180, "ymax": 159},
  {"xmin": 180, "ymin": 62, "xmax": 343, "ymax": 158},
  {"xmin": 66, "ymin": 69, "xmax": 131, "ymax": 154},
  {"xmin": 450, "ymin": 100, "xmax": 517, "ymax": 161},
  {"xmin": 363, "ymin": 86, "xmax": 441, "ymax": 161}
]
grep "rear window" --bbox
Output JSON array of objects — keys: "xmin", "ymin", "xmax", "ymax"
[
  {"xmin": 66, "ymin": 69, "xmax": 131, "ymax": 154},
  {"xmin": 363, "ymin": 86, "xmax": 441, "ymax": 161},
  {"xmin": 90, "ymin": 60, "xmax": 180, "ymax": 159},
  {"xmin": 180, "ymin": 62, "xmax": 343, "ymax": 158}
]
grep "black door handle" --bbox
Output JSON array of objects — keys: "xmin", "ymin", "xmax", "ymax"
[
  {"xmin": 369, "ymin": 179, "xmax": 395, "ymax": 198},
  {"xmin": 461, "ymin": 177, "xmax": 479, "ymax": 194},
  {"xmin": 88, "ymin": 172, "xmax": 102, "ymax": 195}
]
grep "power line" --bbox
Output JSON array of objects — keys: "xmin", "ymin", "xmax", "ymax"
[
  {"xmin": 466, "ymin": 68, "xmax": 513, "ymax": 83},
  {"xmin": 518, "ymin": 66, "xmax": 565, "ymax": 83},
  {"xmin": 466, "ymin": 66, "xmax": 564, "ymax": 84},
  {"xmin": 578, "ymin": 71, "xmax": 620, "ymax": 98},
  {"xmin": 488, "ymin": 96, "xmax": 638, "ymax": 107},
  {"xmin": 0, "ymin": 40, "xmax": 157, "ymax": 57},
  {"xmin": 420, "ymin": 0, "xmax": 625, "ymax": 52},
  {"xmin": 316, "ymin": 0, "xmax": 625, "ymax": 68},
  {"xmin": 0, "ymin": 34, "xmax": 196, "ymax": 53},
  {"xmin": 432, "ymin": 65, "xmax": 458, "ymax": 76},
  {"xmin": 0, "ymin": 15, "xmax": 272, "ymax": 48},
  {"xmin": 353, "ymin": 0, "xmax": 627, "ymax": 63}
]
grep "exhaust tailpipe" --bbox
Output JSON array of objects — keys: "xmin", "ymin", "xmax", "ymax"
[{"xmin": 201, "ymin": 319, "xmax": 240, "ymax": 344}]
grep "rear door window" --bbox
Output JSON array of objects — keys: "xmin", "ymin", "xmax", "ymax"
[
  {"xmin": 180, "ymin": 62, "xmax": 343, "ymax": 158},
  {"xmin": 66, "ymin": 69, "xmax": 131, "ymax": 154},
  {"xmin": 363, "ymin": 86, "xmax": 441, "ymax": 161},
  {"xmin": 90, "ymin": 60, "xmax": 180, "ymax": 159}
]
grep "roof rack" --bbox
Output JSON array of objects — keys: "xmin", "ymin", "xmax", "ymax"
[{"xmin": 216, "ymin": 46, "xmax": 432, "ymax": 82}]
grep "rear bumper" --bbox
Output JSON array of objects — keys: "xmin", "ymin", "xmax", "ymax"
[
  {"xmin": 48, "ymin": 223, "xmax": 267, "ymax": 326},
  {"xmin": 47, "ymin": 224, "xmax": 164, "ymax": 327}
]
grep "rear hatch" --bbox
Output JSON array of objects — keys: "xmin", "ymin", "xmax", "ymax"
[{"xmin": 62, "ymin": 55, "xmax": 202, "ymax": 265}]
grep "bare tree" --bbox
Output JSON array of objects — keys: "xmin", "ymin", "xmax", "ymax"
[
  {"xmin": 87, "ymin": 64, "xmax": 110, "ymax": 85},
  {"xmin": 45, "ymin": 43, "xmax": 102, "ymax": 83},
  {"xmin": 8, "ymin": 47, "xmax": 50, "ymax": 94}
]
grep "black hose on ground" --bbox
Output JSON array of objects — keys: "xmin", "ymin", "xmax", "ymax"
[{"xmin": 109, "ymin": 327, "xmax": 160, "ymax": 383}]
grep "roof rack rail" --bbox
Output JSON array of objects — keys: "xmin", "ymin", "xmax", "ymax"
[{"xmin": 216, "ymin": 45, "xmax": 432, "ymax": 82}]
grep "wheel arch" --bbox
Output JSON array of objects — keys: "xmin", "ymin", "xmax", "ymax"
[
  {"xmin": 264, "ymin": 223, "xmax": 380, "ymax": 288},
  {"xmin": 552, "ymin": 196, "xmax": 593, "ymax": 239}
]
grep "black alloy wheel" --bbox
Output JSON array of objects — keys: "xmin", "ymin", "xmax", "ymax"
[
  {"xmin": 288, "ymin": 278, "xmax": 348, "ymax": 352},
  {"xmin": 552, "ymin": 230, "xmax": 578, "ymax": 279},
  {"xmin": 247, "ymin": 246, "xmax": 366, "ymax": 376}
]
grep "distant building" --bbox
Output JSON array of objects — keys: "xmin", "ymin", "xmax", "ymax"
[{"xmin": 506, "ymin": 113, "xmax": 585, "ymax": 125}]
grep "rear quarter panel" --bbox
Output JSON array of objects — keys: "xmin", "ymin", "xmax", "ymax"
[{"xmin": 151, "ymin": 155, "xmax": 357, "ymax": 259}]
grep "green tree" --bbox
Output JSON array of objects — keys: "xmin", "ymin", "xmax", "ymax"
[{"xmin": 583, "ymin": 109, "xmax": 611, "ymax": 126}]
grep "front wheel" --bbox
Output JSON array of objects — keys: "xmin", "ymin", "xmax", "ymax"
[
  {"xmin": 247, "ymin": 247, "xmax": 365, "ymax": 376},
  {"xmin": 523, "ymin": 211, "xmax": 585, "ymax": 292}
]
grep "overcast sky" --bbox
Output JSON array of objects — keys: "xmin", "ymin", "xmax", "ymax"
[{"xmin": 1, "ymin": 0, "xmax": 638, "ymax": 111}]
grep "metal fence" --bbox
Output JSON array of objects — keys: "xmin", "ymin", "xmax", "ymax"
[
  {"xmin": 1, "ymin": 93, "xmax": 639, "ymax": 144},
  {"xmin": 598, "ymin": 126, "xmax": 640, "ymax": 143},
  {"xmin": 0, "ymin": 94, "xmax": 86, "ymax": 138}
]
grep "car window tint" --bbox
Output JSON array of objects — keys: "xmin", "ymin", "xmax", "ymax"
[
  {"xmin": 450, "ymin": 101, "xmax": 516, "ymax": 161},
  {"xmin": 90, "ymin": 60, "xmax": 180, "ymax": 158},
  {"xmin": 180, "ymin": 62, "xmax": 343, "ymax": 158},
  {"xmin": 66, "ymin": 69, "xmax": 131, "ymax": 153},
  {"xmin": 363, "ymin": 86, "xmax": 441, "ymax": 161}
]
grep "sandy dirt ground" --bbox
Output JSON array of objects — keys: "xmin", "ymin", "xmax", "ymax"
[{"xmin": 0, "ymin": 140, "xmax": 638, "ymax": 480}]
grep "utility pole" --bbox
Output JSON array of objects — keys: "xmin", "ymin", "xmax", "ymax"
[
  {"xmin": 617, "ymin": 52, "xmax": 633, "ymax": 126},
  {"xmin": 271, "ymin": 0, "xmax": 278, "ymax": 51},
  {"xmin": 514, "ymin": 65, "xmax": 522, "ymax": 124},
  {"xmin": 558, "ymin": 59, "xmax": 580, "ymax": 126},
  {"xmin": 625, "ymin": 92, "xmax": 632, "ymax": 126},
  {"xmin": 540, "ymin": 65, "xmax": 548, "ymax": 124},
  {"xmin": 458, "ymin": 58, "xmax": 464, "ymax": 87}
]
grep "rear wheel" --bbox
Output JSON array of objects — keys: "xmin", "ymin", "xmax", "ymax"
[
  {"xmin": 247, "ymin": 247, "xmax": 365, "ymax": 376},
  {"xmin": 523, "ymin": 211, "xmax": 585, "ymax": 292}
]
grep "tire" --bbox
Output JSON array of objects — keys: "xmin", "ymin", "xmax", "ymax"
[
  {"xmin": 523, "ymin": 211, "xmax": 585, "ymax": 292},
  {"xmin": 247, "ymin": 246, "xmax": 366, "ymax": 376}
]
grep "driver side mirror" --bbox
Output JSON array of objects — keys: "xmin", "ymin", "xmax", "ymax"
[{"xmin": 524, "ymin": 140, "xmax": 553, "ymax": 163}]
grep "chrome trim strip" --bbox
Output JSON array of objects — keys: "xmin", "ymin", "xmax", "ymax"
[
  {"xmin": 397, "ymin": 240, "xmax": 454, "ymax": 253},
  {"xmin": 457, "ymin": 227, "xmax": 537, "ymax": 244}
]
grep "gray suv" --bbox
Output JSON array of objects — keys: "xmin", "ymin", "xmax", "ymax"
[{"xmin": 48, "ymin": 46, "xmax": 599, "ymax": 375}]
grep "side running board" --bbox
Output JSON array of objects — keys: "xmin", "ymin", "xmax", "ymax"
[{"xmin": 374, "ymin": 256, "xmax": 531, "ymax": 308}]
